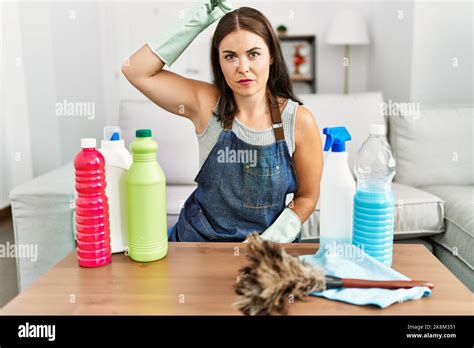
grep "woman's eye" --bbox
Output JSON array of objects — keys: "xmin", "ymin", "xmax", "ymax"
[
  {"xmin": 224, "ymin": 55, "xmax": 236, "ymax": 61},
  {"xmin": 249, "ymin": 52, "xmax": 260, "ymax": 58}
]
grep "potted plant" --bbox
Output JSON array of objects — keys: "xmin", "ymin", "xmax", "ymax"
[{"xmin": 276, "ymin": 25, "xmax": 287, "ymax": 37}]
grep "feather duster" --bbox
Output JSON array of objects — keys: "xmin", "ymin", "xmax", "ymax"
[
  {"xmin": 233, "ymin": 233, "xmax": 434, "ymax": 316},
  {"xmin": 233, "ymin": 233, "xmax": 325, "ymax": 316}
]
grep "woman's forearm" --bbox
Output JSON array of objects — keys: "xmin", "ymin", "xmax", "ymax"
[{"xmin": 291, "ymin": 193, "xmax": 319, "ymax": 225}]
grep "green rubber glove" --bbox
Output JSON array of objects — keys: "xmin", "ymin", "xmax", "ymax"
[
  {"xmin": 147, "ymin": 0, "xmax": 233, "ymax": 67},
  {"xmin": 243, "ymin": 208, "xmax": 302, "ymax": 243},
  {"xmin": 260, "ymin": 208, "xmax": 302, "ymax": 243}
]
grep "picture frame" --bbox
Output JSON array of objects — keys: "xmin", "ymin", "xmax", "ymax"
[{"xmin": 278, "ymin": 35, "xmax": 317, "ymax": 93}]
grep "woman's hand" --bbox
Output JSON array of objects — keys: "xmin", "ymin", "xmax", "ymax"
[
  {"xmin": 259, "ymin": 207, "xmax": 302, "ymax": 242},
  {"xmin": 147, "ymin": 0, "xmax": 233, "ymax": 66},
  {"xmin": 211, "ymin": 0, "xmax": 233, "ymax": 13}
]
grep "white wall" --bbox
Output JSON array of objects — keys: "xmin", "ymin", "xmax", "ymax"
[
  {"xmin": 368, "ymin": 1, "xmax": 415, "ymax": 102},
  {"xmin": 115, "ymin": 0, "xmax": 372, "ymax": 101},
  {"xmin": 49, "ymin": 1, "xmax": 106, "ymax": 165},
  {"xmin": 410, "ymin": 0, "xmax": 473, "ymax": 104},
  {"xmin": 368, "ymin": 0, "xmax": 473, "ymax": 104}
]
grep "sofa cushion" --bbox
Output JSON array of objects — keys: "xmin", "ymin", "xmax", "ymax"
[
  {"xmin": 300, "ymin": 92, "xmax": 385, "ymax": 176},
  {"xmin": 166, "ymin": 185, "xmax": 197, "ymax": 229},
  {"xmin": 301, "ymin": 182, "xmax": 444, "ymax": 241},
  {"xmin": 422, "ymin": 185, "xmax": 474, "ymax": 271},
  {"xmin": 391, "ymin": 183, "xmax": 445, "ymax": 239},
  {"xmin": 166, "ymin": 185, "xmax": 196, "ymax": 215},
  {"xmin": 119, "ymin": 100, "xmax": 199, "ymax": 185},
  {"xmin": 389, "ymin": 105, "xmax": 474, "ymax": 187}
]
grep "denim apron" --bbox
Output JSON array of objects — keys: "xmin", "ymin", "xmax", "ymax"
[{"xmin": 169, "ymin": 93, "xmax": 298, "ymax": 242}]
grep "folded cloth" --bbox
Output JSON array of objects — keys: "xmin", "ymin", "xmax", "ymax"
[{"xmin": 299, "ymin": 243, "xmax": 432, "ymax": 308}]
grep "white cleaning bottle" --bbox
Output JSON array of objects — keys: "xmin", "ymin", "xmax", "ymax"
[
  {"xmin": 319, "ymin": 126, "xmax": 355, "ymax": 248},
  {"xmin": 99, "ymin": 126, "xmax": 132, "ymax": 253}
]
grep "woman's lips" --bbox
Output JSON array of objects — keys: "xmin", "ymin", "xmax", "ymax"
[{"xmin": 238, "ymin": 79, "xmax": 254, "ymax": 85}]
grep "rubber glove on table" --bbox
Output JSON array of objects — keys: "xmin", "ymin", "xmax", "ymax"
[
  {"xmin": 147, "ymin": 0, "xmax": 233, "ymax": 66},
  {"xmin": 256, "ymin": 208, "xmax": 302, "ymax": 243}
]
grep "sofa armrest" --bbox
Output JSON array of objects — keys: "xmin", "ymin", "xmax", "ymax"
[{"xmin": 9, "ymin": 163, "xmax": 76, "ymax": 292}]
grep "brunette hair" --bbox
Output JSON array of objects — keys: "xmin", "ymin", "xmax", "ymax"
[{"xmin": 211, "ymin": 7, "xmax": 302, "ymax": 125}]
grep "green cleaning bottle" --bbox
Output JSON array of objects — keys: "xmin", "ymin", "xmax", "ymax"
[{"xmin": 125, "ymin": 129, "xmax": 168, "ymax": 262}]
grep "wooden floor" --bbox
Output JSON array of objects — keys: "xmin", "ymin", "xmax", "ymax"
[{"xmin": 0, "ymin": 206, "xmax": 19, "ymax": 308}]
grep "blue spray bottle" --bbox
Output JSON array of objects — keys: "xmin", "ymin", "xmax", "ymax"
[{"xmin": 319, "ymin": 127, "xmax": 356, "ymax": 248}]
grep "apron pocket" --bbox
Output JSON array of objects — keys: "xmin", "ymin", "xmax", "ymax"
[
  {"xmin": 182, "ymin": 198, "xmax": 216, "ymax": 241},
  {"xmin": 243, "ymin": 157, "xmax": 283, "ymax": 209}
]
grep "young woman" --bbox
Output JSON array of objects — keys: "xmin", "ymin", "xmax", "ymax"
[{"xmin": 122, "ymin": 2, "xmax": 323, "ymax": 242}]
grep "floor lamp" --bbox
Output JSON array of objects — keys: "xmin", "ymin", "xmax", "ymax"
[{"xmin": 326, "ymin": 10, "xmax": 370, "ymax": 94}]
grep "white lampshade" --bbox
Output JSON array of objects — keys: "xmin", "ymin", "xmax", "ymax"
[{"xmin": 326, "ymin": 9, "xmax": 370, "ymax": 45}]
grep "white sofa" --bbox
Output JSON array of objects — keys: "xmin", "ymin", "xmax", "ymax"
[{"xmin": 10, "ymin": 92, "xmax": 472, "ymax": 292}]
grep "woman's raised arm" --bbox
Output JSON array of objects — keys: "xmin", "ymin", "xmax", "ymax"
[
  {"xmin": 120, "ymin": 1, "xmax": 232, "ymax": 132},
  {"xmin": 121, "ymin": 44, "xmax": 218, "ymax": 133}
]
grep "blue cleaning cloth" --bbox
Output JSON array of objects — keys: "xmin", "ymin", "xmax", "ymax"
[{"xmin": 299, "ymin": 243, "xmax": 432, "ymax": 308}]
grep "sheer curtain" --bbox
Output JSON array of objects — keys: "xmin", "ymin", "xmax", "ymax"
[{"xmin": 0, "ymin": 1, "xmax": 33, "ymax": 209}]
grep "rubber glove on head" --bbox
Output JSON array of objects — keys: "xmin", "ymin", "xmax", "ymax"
[
  {"xmin": 257, "ymin": 208, "xmax": 302, "ymax": 243},
  {"xmin": 148, "ymin": 0, "xmax": 233, "ymax": 66}
]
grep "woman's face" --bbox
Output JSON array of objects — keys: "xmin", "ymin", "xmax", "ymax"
[{"xmin": 218, "ymin": 29, "xmax": 273, "ymax": 97}]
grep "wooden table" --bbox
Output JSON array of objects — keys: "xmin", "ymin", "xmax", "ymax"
[{"xmin": 1, "ymin": 243, "xmax": 472, "ymax": 315}]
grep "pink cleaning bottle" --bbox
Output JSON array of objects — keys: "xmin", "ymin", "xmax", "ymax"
[{"xmin": 74, "ymin": 138, "xmax": 112, "ymax": 267}]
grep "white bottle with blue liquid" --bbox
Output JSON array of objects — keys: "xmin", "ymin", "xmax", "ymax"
[
  {"xmin": 319, "ymin": 127, "xmax": 356, "ymax": 248},
  {"xmin": 352, "ymin": 124, "xmax": 396, "ymax": 266}
]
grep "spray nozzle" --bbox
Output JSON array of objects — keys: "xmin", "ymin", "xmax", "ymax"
[{"xmin": 323, "ymin": 127, "xmax": 352, "ymax": 152}]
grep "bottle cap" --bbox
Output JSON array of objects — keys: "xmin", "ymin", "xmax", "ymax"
[
  {"xmin": 103, "ymin": 126, "xmax": 121, "ymax": 141},
  {"xmin": 136, "ymin": 129, "xmax": 152, "ymax": 138},
  {"xmin": 370, "ymin": 124, "xmax": 386, "ymax": 135},
  {"xmin": 81, "ymin": 138, "xmax": 96, "ymax": 148}
]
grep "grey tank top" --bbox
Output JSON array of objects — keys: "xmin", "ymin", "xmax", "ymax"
[{"xmin": 196, "ymin": 98, "xmax": 299, "ymax": 169}]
